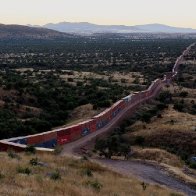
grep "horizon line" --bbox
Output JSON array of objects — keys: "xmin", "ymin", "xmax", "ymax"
[{"xmin": 0, "ymin": 21, "xmax": 195, "ymax": 30}]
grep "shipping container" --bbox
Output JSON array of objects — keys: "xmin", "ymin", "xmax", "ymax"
[
  {"xmin": 57, "ymin": 128, "xmax": 71, "ymax": 145},
  {"xmin": 110, "ymin": 100, "xmax": 124, "ymax": 119},
  {"xmin": 27, "ymin": 134, "xmax": 45, "ymax": 146},
  {"xmin": 131, "ymin": 93, "xmax": 140, "ymax": 104},
  {"xmin": 43, "ymin": 131, "xmax": 57, "ymax": 143},
  {"xmin": 122, "ymin": 95, "xmax": 132, "ymax": 105},
  {"xmin": 0, "ymin": 141, "xmax": 25, "ymax": 152},
  {"xmin": 93, "ymin": 107, "xmax": 112, "ymax": 130},
  {"xmin": 35, "ymin": 138, "xmax": 57, "ymax": 148},
  {"xmin": 79, "ymin": 120, "xmax": 91, "ymax": 136},
  {"xmin": 89, "ymin": 119, "xmax": 96, "ymax": 132},
  {"xmin": 70, "ymin": 124, "xmax": 82, "ymax": 141},
  {"xmin": 12, "ymin": 138, "xmax": 27, "ymax": 145}
]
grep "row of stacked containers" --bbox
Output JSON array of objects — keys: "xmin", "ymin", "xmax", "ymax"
[
  {"xmin": 0, "ymin": 43, "xmax": 195, "ymax": 151},
  {"xmin": 1, "ymin": 78, "xmax": 164, "ymax": 149}
]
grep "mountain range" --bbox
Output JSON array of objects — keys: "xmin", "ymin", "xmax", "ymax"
[
  {"xmin": 36, "ymin": 22, "xmax": 196, "ymax": 34},
  {"xmin": 1, "ymin": 22, "xmax": 196, "ymax": 41}
]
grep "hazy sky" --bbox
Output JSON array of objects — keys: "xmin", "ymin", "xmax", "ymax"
[{"xmin": 0, "ymin": 0, "xmax": 196, "ymax": 28}]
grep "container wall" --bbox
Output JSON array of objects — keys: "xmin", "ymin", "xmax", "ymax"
[
  {"xmin": 27, "ymin": 134, "xmax": 45, "ymax": 146},
  {"xmin": 43, "ymin": 132, "xmax": 57, "ymax": 143},
  {"xmin": 35, "ymin": 138, "xmax": 57, "ymax": 148},
  {"xmin": 12, "ymin": 138, "xmax": 27, "ymax": 145},
  {"xmin": 57, "ymin": 128, "xmax": 71, "ymax": 145}
]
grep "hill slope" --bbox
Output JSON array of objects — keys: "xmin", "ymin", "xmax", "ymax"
[
  {"xmin": 0, "ymin": 24, "xmax": 75, "ymax": 40},
  {"xmin": 0, "ymin": 151, "xmax": 182, "ymax": 196}
]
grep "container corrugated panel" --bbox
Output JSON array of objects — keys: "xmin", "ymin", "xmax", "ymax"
[
  {"xmin": 57, "ymin": 135, "xmax": 71, "ymax": 145},
  {"xmin": 130, "ymin": 94, "xmax": 137, "ymax": 103},
  {"xmin": 12, "ymin": 138, "xmax": 27, "ymax": 145},
  {"xmin": 70, "ymin": 124, "xmax": 82, "ymax": 141},
  {"xmin": 89, "ymin": 119, "xmax": 96, "ymax": 132},
  {"xmin": 35, "ymin": 138, "xmax": 57, "ymax": 148},
  {"xmin": 111, "ymin": 100, "xmax": 123, "ymax": 118},
  {"xmin": 27, "ymin": 134, "xmax": 44, "ymax": 145},
  {"xmin": 93, "ymin": 107, "xmax": 111, "ymax": 129},
  {"xmin": 81, "ymin": 128, "xmax": 90, "ymax": 136},
  {"xmin": 132, "ymin": 93, "xmax": 140, "ymax": 103},
  {"xmin": 121, "ymin": 99, "xmax": 126, "ymax": 109},
  {"xmin": 100, "ymin": 114, "xmax": 109, "ymax": 127},
  {"xmin": 43, "ymin": 131, "xmax": 57, "ymax": 143},
  {"xmin": 95, "ymin": 110, "xmax": 111, "ymax": 129},
  {"xmin": 57, "ymin": 128, "xmax": 71, "ymax": 145},
  {"xmin": 143, "ymin": 90, "xmax": 149, "ymax": 98},
  {"xmin": 79, "ymin": 120, "xmax": 91, "ymax": 136},
  {"xmin": 122, "ymin": 96, "xmax": 130, "ymax": 104},
  {"xmin": 145, "ymin": 89, "xmax": 151, "ymax": 97},
  {"xmin": 0, "ymin": 142, "xmax": 24, "ymax": 152}
]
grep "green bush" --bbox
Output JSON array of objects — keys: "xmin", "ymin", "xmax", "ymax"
[
  {"xmin": 135, "ymin": 136, "xmax": 145, "ymax": 146},
  {"xmin": 173, "ymin": 102, "xmax": 184, "ymax": 112},
  {"xmin": 54, "ymin": 145, "xmax": 63, "ymax": 155},
  {"xmin": 17, "ymin": 167, "xmax": 31, "ymax": 175},
  {"xmin": 7, "ymin": 150, "xmax": 20, "ymax": 159},
  {"xmin": 81, "ymin": 168, "xmax": 93, "ymax": 177},
  {"xmin": 189, "ymin": 162, "xmax": 196, "ymax": 169},
  {"xmin": 0, "ymin": 172, "xmax": 5, "ymax": 179},
  {"xmin": 29, "ymin": 158, "xmax": 38, "ymax": 166},
  {"xmin": 86, "ymin": 180, "xmax": 103, "ymax": 192},
  {"xmin": 25, "ymin": 146, "xmax": 36, "ymax": 154},
  {"xmin": 50, "ymin": 170, "xmax": 61, "ymax": 180},
  {"xmin": 179, "ymin": 91, "xmax": 188, "ymax": 97}
]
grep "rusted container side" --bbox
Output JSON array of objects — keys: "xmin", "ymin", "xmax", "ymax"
[
  {"xmin": 35, "ymin": 138, "xmax": 57, "ymax": 148},
  {"xmin": 70, "ymin": 124, "xmax": 82, "ymax": 140},
  {"xmin": 11, "ymin": 138, "xmax": 27, "ymax": 145},
  {"xmin": 89, "ymin": 119, "xmax": 96, "ymax": 132},
  {"xmin": 57, "ymin": 128, "xmax": 71, "ymax": 145},
  {"xmin": 79, "ymin": 120, "xmax": 92, "ymax": 136},
  {"xmin": 110, "ymin": 100, "xmax": 124, "ymax": 119},
  {"xmin": 27, "ymin": 134, "xmax": 45, "ymax": 146},
  {"xmin": 43, "ymin": 131, "xmax": 57, "ymax": 143},
  {"xmin": 0, "ymin": 141, "xmax": 25, "ymax": 152}
]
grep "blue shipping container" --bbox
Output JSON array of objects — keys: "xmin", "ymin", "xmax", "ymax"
[
  {"xmin": 12, "ymin": 138, "xmax": 27, "ymax": 145},
  {"xmin": 81, "ymin": 128, "xmax": 90, "ymax": 136},
  {"xmin": 35, "ymin": 139, "xmax": 57, "ymax": 149}
]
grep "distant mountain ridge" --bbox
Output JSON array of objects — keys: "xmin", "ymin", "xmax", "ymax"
[
  {"xmin": 34, "ymin": 22, "xmax": 196, "ymax": 34},
  {"xmin": 0, "ymin": 24, "xmax": 76, "ymax": 40},
  {"xmin": 1, "ymin": 23, "xmax": 196, "ymax": 41}
]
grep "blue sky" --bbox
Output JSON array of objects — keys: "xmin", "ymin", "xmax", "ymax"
[{"xmin": 1, "ymin": 0, "xmax": 196, "ymax": 28}]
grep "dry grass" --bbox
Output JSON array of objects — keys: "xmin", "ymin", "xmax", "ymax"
[
  {"xmin": 165, "ymin": 85, "xmax": 196, "ymax": 100},
  {"xmin": 124, "ymin": 105, "xmax": 196, "ymax": 185},
  {"xmin": 0, "ymin": 152, "xmax": 182, "ymax": 196},
  {"xmin": 132, "ymin": 147, "xmax": 183, "ymax": 168},
  {"xmin": 131, "ymin": 147, "xmax": 196, "ymax": 185},
  {"xmin": 59, "ymin": 70, "xmax": 144, "ymax": 86},
  {"xmin": 66, "ymin": 104, "xmax": 100, "ymax": 125},
  {"xmin": 126, "ymin": 105, "xmax": 196, "ymax": 136},
  {"xmin": 163, "ymin": 165, "xmax": 196, "ymax": 185}
]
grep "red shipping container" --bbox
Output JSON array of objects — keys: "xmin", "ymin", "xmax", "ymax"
[
  {"xmin": 70, "ymin": 124, "xmax": 82, "ymax": 141},
  {"xmin": 43, "ymin": 131, "xmax": 57, "ymax": 143},
  {"xmin": 89, "ymin": 119, "xmax": 96, "ymax": 132},
  {"xmin": 57, "ymin": 128, "xmax": 71, "ymax": 145},
  {"xmin": 27, "ymin": 134, "xmax": 44, "ymax": 145},
  {"xmin": 79, "ymin": 120, "xmax": 91, "ymax": 136}
]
